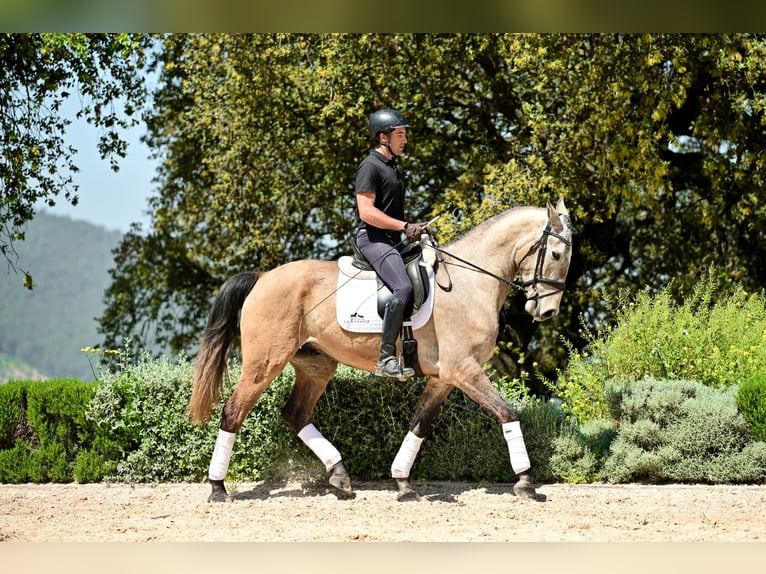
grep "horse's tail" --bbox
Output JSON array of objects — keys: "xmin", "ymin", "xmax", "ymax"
[{"xmin": 187, "ymin": 271, "xmax": 261, "ymax": 426}]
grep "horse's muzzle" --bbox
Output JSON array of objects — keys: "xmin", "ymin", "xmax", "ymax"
[{"xmin": 525, "ymin": 297, "xmax": 560, "ymax": 322}]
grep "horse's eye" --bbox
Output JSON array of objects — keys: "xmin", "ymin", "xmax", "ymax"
[{"xmin": 552, "ymin": 251, "xmax": 561, "ymax": 261}]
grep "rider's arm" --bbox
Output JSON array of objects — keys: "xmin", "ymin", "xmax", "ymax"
[{"xmin": 356, "ymin": 191, "xmax": 407, "ymax": 232}]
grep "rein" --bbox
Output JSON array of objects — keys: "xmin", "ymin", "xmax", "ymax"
[{"xmin": 425, "ymin": 219, "xmax": 574, "ymax": 301}]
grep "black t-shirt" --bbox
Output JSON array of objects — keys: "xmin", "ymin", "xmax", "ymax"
[{"xmin": 355, "ymin": 150, "xmax": 406, "ymax": 243}]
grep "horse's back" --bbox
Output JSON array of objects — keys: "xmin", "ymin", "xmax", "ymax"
[{"xmin": 243, "ymin": 258, "xmax": 339, "ymax": 315}]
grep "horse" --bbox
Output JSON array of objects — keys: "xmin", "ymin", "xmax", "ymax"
[{"xmin": 187, "ymin": 198, "xmax": 577, "ymax": 502}]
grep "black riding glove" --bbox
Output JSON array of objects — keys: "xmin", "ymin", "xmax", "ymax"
[{"xmin": 404, "ymin": 222, "xmax": 424, "ymax": 242}]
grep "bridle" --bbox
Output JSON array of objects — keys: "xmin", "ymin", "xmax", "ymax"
[
  {"xmin": 515, "ymin": 217, "xmax": 575, "ymax": 302},
  {"xmin": 426, "ymin": 214, "xmax": 576, "ymax": 302}
]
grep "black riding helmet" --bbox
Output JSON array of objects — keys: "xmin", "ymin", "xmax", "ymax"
[{"xmin": 368, "ymin": 109, "xmax": 410, "ymax": 141}]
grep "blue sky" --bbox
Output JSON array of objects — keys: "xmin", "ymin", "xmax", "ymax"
[{"xmin": 35, "ymin": 112, "xmax": 156, "ymax": 234}]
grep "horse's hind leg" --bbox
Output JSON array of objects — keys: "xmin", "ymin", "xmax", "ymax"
[
  {"xmin": 391, "ymin": 377, "xmax": 454, "ymax": 501},
  {"xmin": 207, "ymin": 359, "xmax": 288, "ymax": 502},
  {"xmin": 283, "ymin": 346, "xmax": 353, "ymax": 499}
]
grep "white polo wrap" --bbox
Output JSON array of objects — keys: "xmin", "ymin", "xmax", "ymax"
[
  {"xmin": 502, "ymin": 421, "xmax": 531, "ymax": 475},
  {"xmin": 391, "ymin": 431, "xmax": 424, "ymax": 478},
  {"xmin": 208, "ymin": 429, "xmax": 236, "ymax": 481},
  {"xmin": 298, "ymin": 424, "xmax": 342, "ymax": 471}
]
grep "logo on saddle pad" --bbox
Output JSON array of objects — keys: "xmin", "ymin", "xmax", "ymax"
[{"xmin": 335, "ymin": 240, "xmax": 436, "ymax": 333}]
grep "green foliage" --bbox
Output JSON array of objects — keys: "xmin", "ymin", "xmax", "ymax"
[
  {"xmin": 736, "ymin": 374, "xmax": 766, "ymax": 442},
  {"xmin": 91, "ymin": 352, "xmax": 215, "ymax": 482},
  {"xmin": 552, "ymin": 269, "xmax": 766, "ymax": 424},
  {"xmin": 0, "ymin": 440, "xmax": 32, "ymax": 483},
  {"xmin": 0, "ymin": 380, "xmax": 25, "ymax": 449},
  {"xmin": 601, "ymin": 275, "xmax": 766, "ymax": 388},
  {"xmin": 83, "ymin": 357, "xmax": 565, "ymax": 484},
  {"xmin": 25, "ymin": 379, "xmax": 95, "ymax": 459},
  {"xmin": 0, "ymin": 33, "xmax": 152, "ymax": 286},
  {"xmin": 549, "ymin": 419, "xmax": 618, "ymax": 483},
  {"xmin": 0, "ymin": 378, "xmax": 115, "ymax": 483},
  {"xmin": 27, "ymin": 442, "xmax": 71, "ymax": 482},
  {"xmin": 73, "ymin": 449, "xmax": 118, "ymax": 483},
  {"xmin": 601, "ymin": 379, "xmax": 765, "ymax": 484}
]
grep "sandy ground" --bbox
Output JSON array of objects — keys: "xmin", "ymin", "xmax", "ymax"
[{"xmin": 2, "ymin": 479, "xmax": 765, "ymax": 543}]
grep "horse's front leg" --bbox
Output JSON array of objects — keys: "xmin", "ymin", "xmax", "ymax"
[
  {"xmin": 449, "ymin": 359, "xmax": 537, "ymax": 500},
  {"xmin": 391, "ymin": 378, "xmax": 454, "ymax": 501}
]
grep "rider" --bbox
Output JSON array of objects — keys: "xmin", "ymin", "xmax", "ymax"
[{"xmin": 355, "ymin": 109, "xmax": 425, "ymax": 380}]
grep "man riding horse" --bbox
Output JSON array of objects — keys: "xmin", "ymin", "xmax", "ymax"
[{"xmin": 354, "ymin": 109, "xmax": 426, "ymax": 381}]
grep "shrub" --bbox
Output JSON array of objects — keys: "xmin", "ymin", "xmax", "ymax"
[
  {"xmin": 73, "ymin": 449, "xmax": 119, "ymax": 483},
  {"xmin": 86, "ymin": 354, "xmax": 565, "ymax": 485},
  {"xmin": 601, "ymin": 379, "xmax": 765, "ymax": 483},
  {"xmin": 550, "ymin": 269, "xmax": 766, "ymax": 426},
  {"xmin": 0, "ymin": 440, "xmax": 32, "ymax": 483},
  {"xmin": 413, "ymin": 388, "xmax": 564, "ymax": 484},
  {"xmin": 26, "ymin": 379, "xmax": 96, "ymax": 460},
  {"xmin": 0, "ymin": 379, "xmax": 97, "ymax": 482},
  {"xmin": 0, "ymin": 381, "xmax": 26, "ymax": 450},
  {"xmin": 91, "ymin": 352, "xmax": 223, "ymax": 482},
  {"xmin": 737, "ymin": 374, "xmax": 766, "ymax": 442},
  {"xmin": 549, "ymin": 419, "xmax": 617, "ymax": 483}
]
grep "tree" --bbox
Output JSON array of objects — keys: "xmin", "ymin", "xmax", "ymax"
[
  {"xmin": 100, "ymin": 33, "xmax": 766, "ymax": 393},
  {"xmin": 0, "ymin": 33, "xmax": 152, "ymax": 288}
]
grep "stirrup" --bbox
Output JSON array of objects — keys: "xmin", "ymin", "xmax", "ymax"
[{"xmin": 375, "ymin": 357, "xmax": 415, "ymax": 381}]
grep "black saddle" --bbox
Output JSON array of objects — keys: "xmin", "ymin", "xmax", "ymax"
[{"xmin": 350, "ymin": 239, "xmax": 431, "ymax": 319}]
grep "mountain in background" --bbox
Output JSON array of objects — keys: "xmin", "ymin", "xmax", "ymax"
[{"xmin": 0, "ymin": 212, "xmax": 123, "ymax": 382}]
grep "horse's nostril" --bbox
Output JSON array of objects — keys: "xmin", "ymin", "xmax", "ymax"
[{"xmin": 540, "ymin": 309, "xmax": 556, "ymax": 321}]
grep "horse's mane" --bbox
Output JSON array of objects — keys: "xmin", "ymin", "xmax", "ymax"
[{"xmin": 443, "ymin": 205, "xmax": 544, "ymax": 248}]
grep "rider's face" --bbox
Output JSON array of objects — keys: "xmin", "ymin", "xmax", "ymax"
[{"xmin": 384, "ymin": 128, "xmax": 407, "ymax": 156}]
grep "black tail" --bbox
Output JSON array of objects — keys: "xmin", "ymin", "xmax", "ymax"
[{"xmin": 188, "ymin": 271, "xmax": 260, "ymax": 424}]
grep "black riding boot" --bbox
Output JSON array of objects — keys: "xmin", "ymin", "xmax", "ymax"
[{"xmin": 375, "ymin": 297, "xmax": 415, "ymax": 381}]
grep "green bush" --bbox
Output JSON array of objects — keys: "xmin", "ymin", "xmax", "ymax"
[
  {"xmin": 601, "ymin": 379, "xmax": 765, "ymax": 484},
  {"xmin": 550, "ymin": 270, "xmax": 766, "ymax": 426},
  {"xmin": 0, "ymin": 379, "xmax": 98, "ymax": 482},
  {"xmin": 274, "ymin": 368, "xmax": 563, "ymax": 484},
  {"xmin": 0, "ymin": 440, "xmax": 32, "ymax": 483},
  {"xmin": 549, "ymin": 419, "xmax": 617, "ymax": 483},
  {"xmin": 0, "ymin": 381, "xmax": 26, "ymax": 450},
  {"xmin": 737, "ymin": 374, "xmax": 766, "ymax": 442},
  {"xmin": 91, "ymin": 352, "xmax": 222, "ymax": 482},
  {"xmin": 26, "ymin": 380, "xmax": 95, "ymax": 459},
  {"xmin": 27, "ymin": 442, "xmax": 71, "ymax": 482},
  {"xmin": 73, "ymin": 449, "xmax": 119, "ymax": 483}
]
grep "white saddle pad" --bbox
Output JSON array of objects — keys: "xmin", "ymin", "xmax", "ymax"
[{"xmin": 335, "ymin": 256, "xmax": 435, "ymax": 333}]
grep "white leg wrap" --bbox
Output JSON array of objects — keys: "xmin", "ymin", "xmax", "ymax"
[
  {"xmin": 208, "ymin": 429, "xmax": 236, "ymax": 481},
  {"xmin": 298, "ymin": 424, "xmax": 342, "ymax": 471},
  {"xmin": 391, "ymin": 431, "xmax": 424, "ymax": 478},
  {"xmin": 502, "ymin": 421, "xmax": 531, "ymax": 475}
]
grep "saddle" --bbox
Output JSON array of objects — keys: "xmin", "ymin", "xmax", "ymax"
[
  {"xmin": 336, "ymin": 236, "xmax": 438, "ymax": 378},
  {"xmin": 349, "ymin": 237, "xmax": 434, "ymax": 319}
]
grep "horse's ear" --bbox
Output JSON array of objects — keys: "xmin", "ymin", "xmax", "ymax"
[
  {"xmin": 556, "ymin": 197, "xmax": 568, "ymax": 215},
  {"xmin": 547, "ymin": 200, "xmax": 563, "ymax": 231}
]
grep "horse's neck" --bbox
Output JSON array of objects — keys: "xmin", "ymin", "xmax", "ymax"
[{"xmin": 450, "ymin": 207, "xmax": 545, "ymax": 275}]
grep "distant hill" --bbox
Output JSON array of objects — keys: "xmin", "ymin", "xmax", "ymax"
[{"xmin": 0, "ymin": 212, "xmax": 123, "ymax": 382}]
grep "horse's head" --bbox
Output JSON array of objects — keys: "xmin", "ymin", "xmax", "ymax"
[{"xmin": 516, "ymin": 198, "xmax": 576, "ymax": 322}]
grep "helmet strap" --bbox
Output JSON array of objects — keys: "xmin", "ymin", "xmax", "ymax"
[{"xmin": 377, "ymin": 132, "xmax": 399, "ymax": 158}]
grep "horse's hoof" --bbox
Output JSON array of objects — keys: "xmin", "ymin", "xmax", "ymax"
[
  {"xmin": 394, "ymin": 478, "xmax": 421, "ymax": 502},
  {"xmin": 328, "ymin": 462, "xmax": 354, "ymax": 499},
  {"xmin": 208, "ymin": 479, "xmax": 230, "ymax": 503},
  {"xmin": 513, "ymin": 476, "xmax": 537, "ymax": 500}
]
